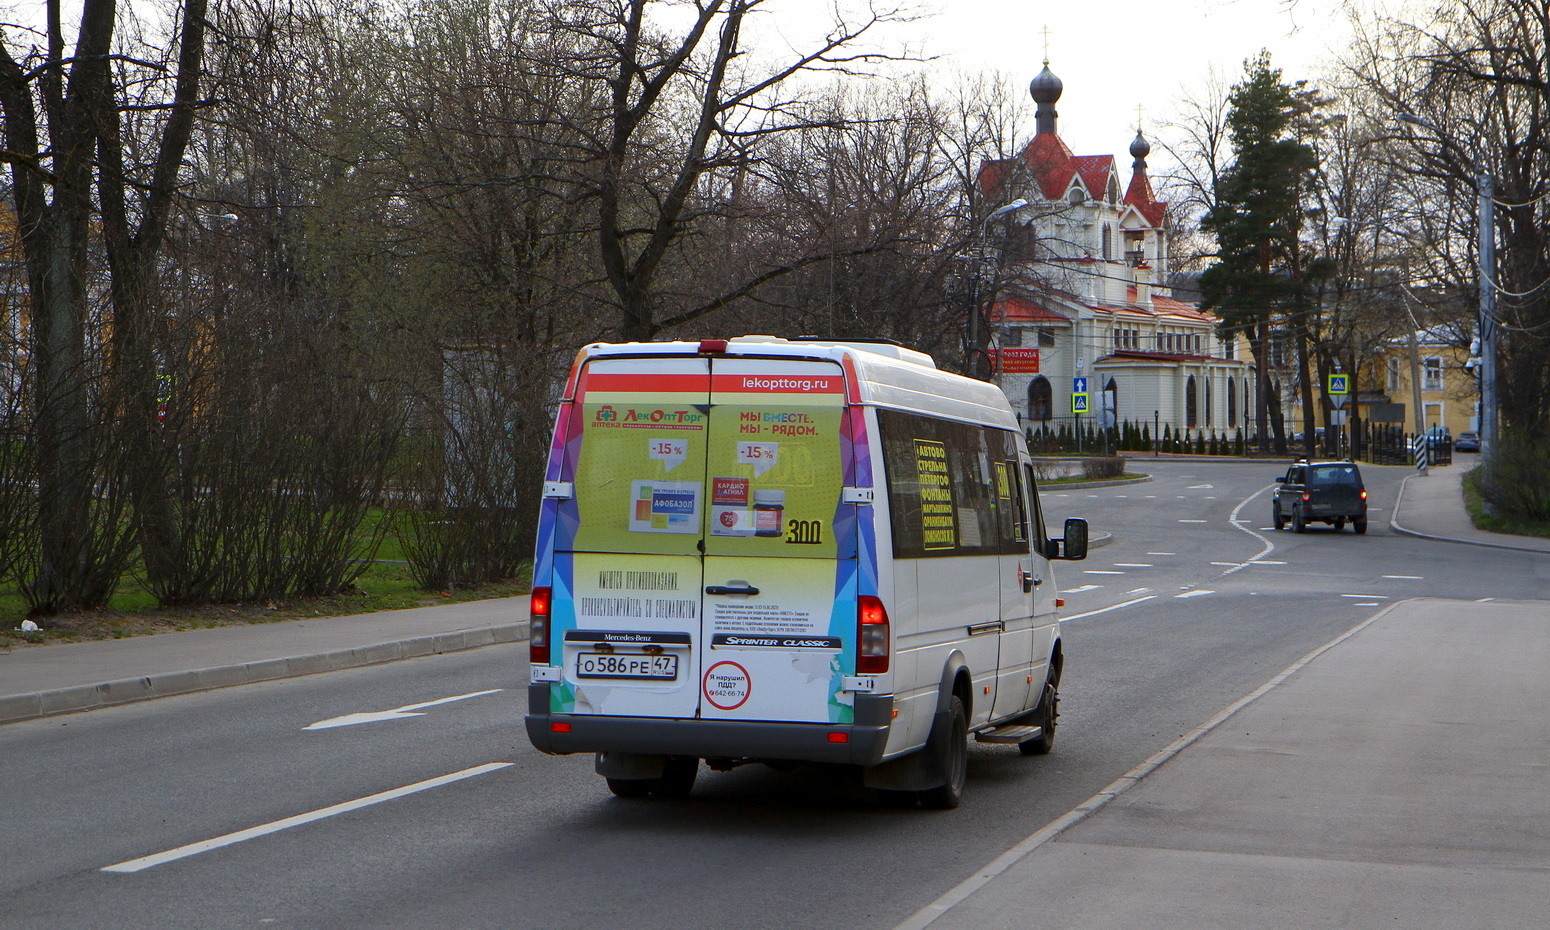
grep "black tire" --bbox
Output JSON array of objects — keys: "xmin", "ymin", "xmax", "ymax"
[
  {"xmin": 650, "ymin": 756, "xmax": 699, "ymax": 799},
  {"xmin": 606, "ymin": 777, "xmax": 654, "ymax": 798},
  {"xmin": 919, "ymin": 695, "xmax": 969, "ymax": 810},
  {"xmin": 1273, "ymin": 504, "xmax": 1285, "ymax": 530},
  {"xmin": 1292, "ymin": 508, "xmax": 1306, "ymax": 533},
  {"xmin": 1353, "ymin": 516, "xmax": 1368, "ymax": 535},
  {"xmin": 1334, "ymin": 517, "xmax": 1346, "ymax": 530},
  {"xmin": 1019, "ymin": 676, "xmax": 1059, "ymax": 756}
]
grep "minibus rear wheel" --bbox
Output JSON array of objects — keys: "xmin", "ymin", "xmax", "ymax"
[
  {"xmin": 919, "ymin": 695, "xmax": 968, "ymax": 810},
  {"xmin": 651, "ymin": 756, "xmax": 699, "ymax": 799}
]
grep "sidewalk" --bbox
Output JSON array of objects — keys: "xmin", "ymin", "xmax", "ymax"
[
  {"xmin": 1389, "ymin": 459, "xmax": 1550, "ymax": 553},
  {"xmin": 0, "ymin": 598, "xmax": 528, "ymax": 725},
  {"xmin": 903, "ymin": 597, "xmax": 1550, "ymax": 928}
]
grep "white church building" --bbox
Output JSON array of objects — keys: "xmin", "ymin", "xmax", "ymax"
[{"xmin": 976, "ymin": 62, "xmax": 1254, "ymax": 438}]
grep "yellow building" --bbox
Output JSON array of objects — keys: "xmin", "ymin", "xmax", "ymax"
[{"xmin": 1363, "ymin": 326, "xmax": 1479, "ymax": 438}]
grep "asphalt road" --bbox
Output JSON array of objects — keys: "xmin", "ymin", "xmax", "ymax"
[{"xmin": 3, "ymin": 460, "xmax": 1545, "ymax": 929}]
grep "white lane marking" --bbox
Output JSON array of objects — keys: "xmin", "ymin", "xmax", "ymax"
[
  {"xmin": 1249, "ymin": 560, "xmax": 1286, "ymax": 565},
  {"xmin": 1383, "ymin": 575, "xmax": 1423, "ymax": 580},
  {"xmin": 1476, "ymin": 597, "xmax": 1495, "ymax": 602},
  {"xmin": 1146, "ymin": 552, "xmax": 1175, "ymax": 556},
  {"xmin": 1083, "ymin": 570, "xmax": 1125, "ymax": 575},
  {"xmin": 1113, "ymin": 563, "xmax": 1153, "ymax": 568},
  {"xmin": 1352, "ymin": 602, "xmax": 1382, "ymax": 607},
  {"xmin": 1176, "ymin": 589, "xmax": 1214, "ymax": 598},
  {"xmin": 1178, "ymin": 519, "xmax": 1208, "ymax": 524},
  {"xmin": 1219, "ymin": 486, "xmax": 1277, "ymax": 576},
  {"xmin": 1186, "ymin": 484, "xmax": 1213, "ymax": 489},
  {"xmin": 1209, "ymin": 561, "xmax": 1238, "ymax": 567},
  {"xmin": 305, "ymin": 689, "xmax": 504, "ymax": 730},
  {"xmin": 1144, "ymin": 495, "xmax": 1158, "ymax": 499},
  {"xmin": 1340, "ymin": 594, "xmax": 1389, "ymax": 599},
  {"xmin": 102, "ymin": 763, "xmax": 514, "ymax": 873},
  {"xmin": 1125, "ymin": 587, "xmax": 1152, "ymax": 595},
  {"xmin": 1061, "ymin": 595, "xmax": 1156, "ymax": 621},
  {"xmin": 1258, "ymin": 526, "xmax": 1276, "ymax": 531},
  {"xmin": 1061, "ymin": 584, "xmax": 1103, "ymax": 594}
]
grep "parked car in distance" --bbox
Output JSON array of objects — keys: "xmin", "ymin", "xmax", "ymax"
[
  {"xmin": 1272, "ymin": 459, "xmax": 1368, "ymax": 534},
  {"xmin": 1455, "ymin": 431, "xmax": 1481, "ymax": 452},
  {"xmin": 1424, "ymin": 426, "xmax": 1453, "ymax": 444}
]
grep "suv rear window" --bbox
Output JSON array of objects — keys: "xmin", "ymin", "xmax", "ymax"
[{"xmin": 1308, "ymin": 464, "xmax": 1360, "ymax": 486}]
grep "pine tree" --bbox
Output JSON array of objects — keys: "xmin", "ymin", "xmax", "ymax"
[{"xmin": 1200, "ymin": 51, "xmax": 1326, "ymax": 455}]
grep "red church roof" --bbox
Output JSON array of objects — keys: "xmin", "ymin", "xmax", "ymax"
[
  {"xmin": 979, "ymin": 127, "xmax": 1168, "ymax": 229},
  {"xmin": 989, "ymin": 295, "xmax": 1070, "ymax": 325}
]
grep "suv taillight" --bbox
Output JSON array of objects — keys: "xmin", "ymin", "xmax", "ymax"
[
  {"xmin": 857, "ymin": 595, "xmax": 890, "ymax": 674},
  {"xmin": 1301, "ymin": 491, "xmax": 1311, "ymax": 503},
  {"xmin": 1360, "ymin": 489, "xmax": 1368, "ymax": 500},
  {"xmin": 530, "ymin": 587, "xmax": 552, "ymax": 664}
]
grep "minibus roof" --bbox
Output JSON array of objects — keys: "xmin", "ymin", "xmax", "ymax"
[{"xmin": 575, "ymin": 336, "xmax": 1020, "ymax": 431}]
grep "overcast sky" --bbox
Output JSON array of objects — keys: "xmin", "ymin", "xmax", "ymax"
[{"xmin": 744, "ymin": 0, "xmax": 1369, "ymax": 158}]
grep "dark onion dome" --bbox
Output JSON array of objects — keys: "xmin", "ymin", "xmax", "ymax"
[
  {"xmin": 1029, "ymin": 64, "xmax": 1064, "ymax": 104},
  {"xmin": 1130, "ymin": 130, "xmax": 1151, "ymax": 167}
]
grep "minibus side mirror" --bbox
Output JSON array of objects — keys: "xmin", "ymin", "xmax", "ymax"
[{"xmin": 1058, "ymin": 518, "xmax": 1088, "ymax": 561}]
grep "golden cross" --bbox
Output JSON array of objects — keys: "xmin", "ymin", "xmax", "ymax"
[
  {"xmin": 1041, "ymin": 25, "xmax": 1051, "ymax": 64},
  {"xmin": 1136, "ymin": 104, "xmax": 1146, "ymax": 132}
]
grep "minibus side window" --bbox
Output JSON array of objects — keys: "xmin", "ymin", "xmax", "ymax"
[{"xmin": 1024, "ymin": 463, "xmax": 1050, "ymax": 554}]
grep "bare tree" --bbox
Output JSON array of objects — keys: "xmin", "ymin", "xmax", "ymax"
[{"xmin": 546, "ymin": 0, "xmax": 919, "ymax": 340}]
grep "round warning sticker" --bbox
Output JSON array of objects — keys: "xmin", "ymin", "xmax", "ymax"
[{"xmin": 703, "ymin": 661, "xmax": 751, "ymax": 710}]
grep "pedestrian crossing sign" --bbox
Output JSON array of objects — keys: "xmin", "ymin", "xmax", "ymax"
[
  {"xmin": 1328, "ymin": 373, "xmax": 1349, "ymax": 395},
  {"xmin": 1072, "ymin": 392, "xmax": 1089, "ymax": 414}
]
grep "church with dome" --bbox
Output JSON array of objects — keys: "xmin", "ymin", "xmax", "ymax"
[{"xmin": 976, "ymin": 62, "xmax": 1253, "ymax": 440}]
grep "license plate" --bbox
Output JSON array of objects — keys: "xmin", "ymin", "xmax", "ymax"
[{"xmin": 575, "ymin": 652, "xmax": 679, "ymax": 680}]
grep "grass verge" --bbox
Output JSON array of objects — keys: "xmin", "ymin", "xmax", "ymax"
[
  {"xmin": 1462, "ymin": 466, "xmax": 1550, "ymax": 539},
  {"xmin": 0, "ymin": 560, "xmax": 529, "ymax": 651}
]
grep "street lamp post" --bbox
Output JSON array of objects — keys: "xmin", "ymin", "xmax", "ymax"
[
  {"xmin": 1397, "ymin": 114, "xmax": 1498, "ymax": 513},
  {"xmin": 967, "ymin": 199, "xmax": 1029, "ymax": 379}
]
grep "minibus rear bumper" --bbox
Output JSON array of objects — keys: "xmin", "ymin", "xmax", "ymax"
[{"xmin": 526, "ymin": 686, "xmax": 894, "ymax": 766}]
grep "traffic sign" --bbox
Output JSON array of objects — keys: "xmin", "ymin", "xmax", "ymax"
[
  {"xmin": 1328, "ymin": 374, "xmax": 1349, "ymax": 394},
  {"xmin": 1073, "ymin": 376, "xmax": 1088, "ymax": 394},
  {"xmin": 1330, "ymin": 410, "xmax": 1348, "ymax": 426},
  {"xmin": 1072, "ymin": 393, "xmax": 1089, "ymax": 414}
]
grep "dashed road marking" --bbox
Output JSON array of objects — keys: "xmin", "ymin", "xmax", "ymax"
[
  {"xmin": 1061, "ymin": 595, "xmax": 1157, "ymax": 621},
  {"xmin": 103, "ymin": 762, "xmax": 515, "ymax": 873},
  {"xmin": 1250, "ymin": 560, "xmax": 1286, "ymax": 565},
  {"xmin": 1209, "ymin": 561, "xmax": 1238, "ymax": 567},
  {"xmin": 1340, "ymin": 593, "xmax": 1389, "ymax": 599},
  {"xmin": 1179, "ymin": 519, "xmax": 1208, "ymax": 523},
  {"xmin": 1113, "ymin": 563, "xmax": 1153, "ymax": 568},
  {"xmin": 1176, "ymin": 589, "xmax": 1214, "ymax": 598},
  {"xmin": 1061, "ymin": 584, "xmax": 1102, "ymax": 594},
  {"xmin": 1146, "ymin": 552, "xmax": 1175, "ymax": 556},
  {"xmin": 1382, "ymin": 575, "xmax": 1423, "ymax": 580},
  {"xmin": 1083, "ymin": 570, "xmax": 1125, "ymax": 575}
]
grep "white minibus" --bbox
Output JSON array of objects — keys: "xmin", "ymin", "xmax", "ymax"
[{"xmin": 525, "ymin": 336, "xmax": 1088, "ymax": 807}]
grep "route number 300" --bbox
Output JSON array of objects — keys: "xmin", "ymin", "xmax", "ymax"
[{"xmin": 785, "ymin": 519, "xmax": 823, "ymax": 544}]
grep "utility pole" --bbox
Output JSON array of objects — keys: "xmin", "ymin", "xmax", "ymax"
[{"xmin": 1477, "ymin": 171, "xmax": 1498, "ymax": 516}]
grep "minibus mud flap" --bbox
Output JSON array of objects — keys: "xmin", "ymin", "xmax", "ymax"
[{"xmin": 862, "ymin": 705, "xmax": 954, "ymax": 791}]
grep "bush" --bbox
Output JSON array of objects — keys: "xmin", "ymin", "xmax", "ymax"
[
  {"xmin": 1485, "ymin": 428, "xmax": 1550, "ymax": 522},
  {"xmin": 1082, "ymin": 455, "xmax": 1126, "ymax": 480}
]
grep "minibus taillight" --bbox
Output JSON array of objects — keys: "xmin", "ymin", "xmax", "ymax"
[
  {"xmin": 530, "ymin": 587, "xmax": 552, "ymax": 664},
  {"xmin": 857, "ymin": 595, "xmax": 890, "ymax": 674}
]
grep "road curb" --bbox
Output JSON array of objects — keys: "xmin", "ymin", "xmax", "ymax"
[
  {"xmin": 1043, "ymin": 474, "xmax": 1154, "ymax": 490},
  {"xmin": 0, "ymin": 622, "xmax": 529, "ymax": 727},
  {"xmin": 1389, "ymin": 474, "xmax": 1550, "ymax": 555}
]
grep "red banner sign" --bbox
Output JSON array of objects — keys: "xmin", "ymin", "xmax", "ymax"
[{"xmin": 991, "ymin": 348, "xmax": 1040, "ymax": 373}]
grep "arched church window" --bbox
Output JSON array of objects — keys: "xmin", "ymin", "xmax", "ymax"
[{"xmin": 1028, "ymin": 376, "xmax": 1053, "ymax": 422}]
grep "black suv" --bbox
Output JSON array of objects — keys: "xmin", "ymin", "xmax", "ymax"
[{"xmin": 1272, "ymin": 460, "xmax": 1368, "ymax": 534}]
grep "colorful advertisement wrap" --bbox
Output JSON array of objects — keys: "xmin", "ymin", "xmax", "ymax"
[{"xmin": 569, "ymin": 361, "xmax": 710, "ymax": 556}]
